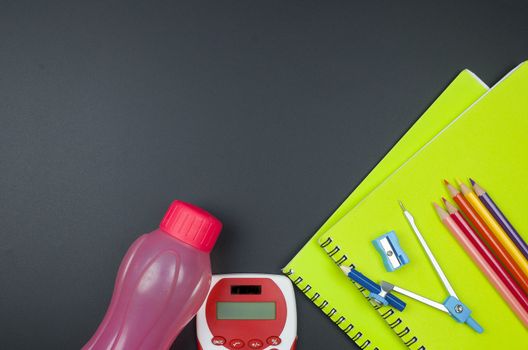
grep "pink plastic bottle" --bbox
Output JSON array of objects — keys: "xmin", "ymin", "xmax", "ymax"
[{"xmin": 83, "ymin": 200, "xmax": 222, "ymax": 350}]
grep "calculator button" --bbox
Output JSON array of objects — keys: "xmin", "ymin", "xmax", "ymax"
[
  {"xmin": 211, "ymin": 336, "xmax": 226, "ymax": 345},
  {"xmin": 266, "ymin": 336, "xmax": 281, "ymax": 345},
  {"xmin": 248, "ymin": 339, "xmax": 263, "ymax": 348},
  {"xmin": 229, "ymin": 339, "xmax": 245, "ymax": 349}
]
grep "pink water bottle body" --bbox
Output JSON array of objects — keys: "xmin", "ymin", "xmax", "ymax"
[{"xmin": 83, "ymin": 201, "xmax": 222, "ymax": 350}]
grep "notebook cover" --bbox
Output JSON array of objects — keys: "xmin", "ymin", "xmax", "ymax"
[
  {"xmin": 319, "ymin": 62, "xmax": 528, "ymax": 349},
  {"xmin": 282, "ymin": 70, "xmax": 488, "ymax": 349}
]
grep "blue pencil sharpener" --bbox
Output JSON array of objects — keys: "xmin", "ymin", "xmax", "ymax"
[{"xmin": 372, "ymin": 231, "xmax": 409, "ymax": 272}]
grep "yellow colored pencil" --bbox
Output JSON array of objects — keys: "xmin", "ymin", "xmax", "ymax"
[{"xmin": 458, "ymin": 180, "xmax": 528, "ymax": 277}]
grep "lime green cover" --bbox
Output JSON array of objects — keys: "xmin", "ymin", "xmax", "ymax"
[
  {"xmin": 319, "ymin": 62, "xmax": 528, "ymax": 349},
  {"xmin": 282, "ymin": 70, "xmax": 488, "ymax": 349}
]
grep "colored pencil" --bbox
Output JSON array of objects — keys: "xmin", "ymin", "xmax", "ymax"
[
  {"xmin": 471, "ymin": 179, "xmax": 528, "ymax": 260},
  {"xmin": 442, "ymin": 199, "xmax": 528, "ymax": 311},
  {"xmin": 434, "ymin": 203, "xmax": 528, "ymax": 327},
  {"xmin": 445, "ymin": 181, "xmax": 528, "ymax": 294},
  {"xmin": 457, "ymin": 180, "xmax": 528, "ymax": 277}
]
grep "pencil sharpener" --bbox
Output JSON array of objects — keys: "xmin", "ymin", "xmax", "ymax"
[{"xmin": 372, "ymin": 231, "xmax": 409, "ymax": 272}]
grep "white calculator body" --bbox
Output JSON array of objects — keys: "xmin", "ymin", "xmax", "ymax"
[{"xmin": 196, "ymin": 274, "xmax": 297, "ymax": 350}]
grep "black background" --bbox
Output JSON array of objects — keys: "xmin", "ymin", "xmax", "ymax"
[{"xmin": 1, "ymin": 1, "xmax": 527, "ymax": 349}]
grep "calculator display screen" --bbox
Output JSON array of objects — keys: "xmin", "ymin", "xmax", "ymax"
[{"xmin": 216, "ymin": 302, "xmax": 276, "ymax": 320}]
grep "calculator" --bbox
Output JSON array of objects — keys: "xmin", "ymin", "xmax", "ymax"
[{"xmin": 196, "ymin": 274, "xmax": 297, "ymax": 350}]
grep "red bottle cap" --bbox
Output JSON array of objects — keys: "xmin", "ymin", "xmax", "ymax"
[{"xmin": 159, "ymin": 200, "xmax": 222, "ymax": 252}]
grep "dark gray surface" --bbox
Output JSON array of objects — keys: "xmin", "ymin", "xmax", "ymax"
[{"xmin": 1, "ymin": 1, "xmax": 527, "ymax": 349}]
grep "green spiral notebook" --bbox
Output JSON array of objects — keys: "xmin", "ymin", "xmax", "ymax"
[
  {"xmin": 319, "ymin": 62, "xmax": 528, "ymax": 349},
  {"xmin": 282, "ymin": 70, "xmax": 488, "ymax": 349}
]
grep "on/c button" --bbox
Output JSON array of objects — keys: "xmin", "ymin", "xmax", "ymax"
[{"xmin": 211, "ymin": 336, "xmax": 226, "ymax": 345}]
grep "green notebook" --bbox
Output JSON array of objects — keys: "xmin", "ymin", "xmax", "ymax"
[
  {"xmin": 282, "ymin": 71, "xmax": 488, "ymax": 349},
  {"xmin": 319, "ymin": 62, "xmax": 528, "ymax": 349}
]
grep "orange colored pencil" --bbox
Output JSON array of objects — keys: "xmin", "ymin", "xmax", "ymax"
[
  {"xmin": 458, "ymin": 180, "xmax": 528, "ymax": 276},
  {"xmin": 444, "ymin": 199, "xmax": 528, "ymax": 310},
  {"xmin": 435, "ymin": 202, "xmax": 528, "ymax": 327},
  {"xmin": 445, "ymin": 180, "xmax": 528, "ymax": 295}
]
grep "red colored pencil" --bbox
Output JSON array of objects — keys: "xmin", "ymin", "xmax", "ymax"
[
  {"xmin": 442, "ymin": 199, "xmax": 528, "ymax": 312},
  {"xmin": 445, "ymin": 180, "xmax": 528, "ymax": 295},
  {"xmin": 471, "ymin": 179, "xmax": 528, "ymax": 260},
  {"xmin": 435, "ymin": 202, "xmax": 528, "ymax": 327}
]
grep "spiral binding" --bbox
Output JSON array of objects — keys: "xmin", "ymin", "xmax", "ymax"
[
  {"xmin": 281, "ymin": 266, "xmax": 378, "ymax": 350},
  {"xmin": 318, "ymin": 236, "xmax": 426, "ymax": 350}
]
